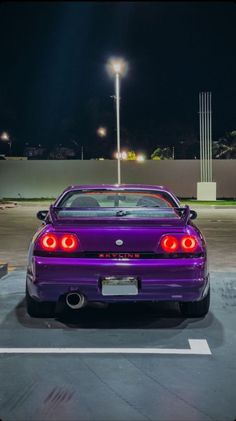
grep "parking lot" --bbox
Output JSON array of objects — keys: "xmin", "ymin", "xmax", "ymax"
[{"xmin": 0, "ymin": 204, "xmax": 236, "ymax": 421}]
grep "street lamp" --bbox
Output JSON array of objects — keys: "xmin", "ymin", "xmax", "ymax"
[
  {"xmin": 136, "ymin": 154, "xmax": 145, "ymax": 162},
  {"xmin": 0, "ymin": 131, "xmax": 9, "ymax": 141},
  {"xmin": 115, "ymin": 150, "xmax": 127, "ymax": 160},
  {"xmin": 97, "ymin": 127, "xmax": 107, "ymax": 138},
  {"xmin": 0, "ymin": 131, "xmax": 12, "ymax": 154},
  {"xmin": 106, "ymin": 57, "xmax": 128, "ymax": 184}
]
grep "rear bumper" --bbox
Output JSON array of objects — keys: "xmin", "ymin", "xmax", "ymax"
[{"xmin": 27, "ymin": 256, "xmax": 209, "ymax": 303}]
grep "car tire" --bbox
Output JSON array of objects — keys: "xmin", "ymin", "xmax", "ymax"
[
  {"xmin": 179, "ymin": 287, "xmax": 210, "ymax": 318},
  {"xmin": 26, "ymin": 283, "xmax": 55, "ymax": 318}
]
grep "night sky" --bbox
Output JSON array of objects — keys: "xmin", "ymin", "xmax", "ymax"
[{"xmin": 0, "ymin": 1, "xmax": 236, "ymax": 158}]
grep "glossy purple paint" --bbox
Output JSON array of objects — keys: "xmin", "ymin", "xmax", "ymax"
[{"xmin": 26, "ymin": 185, "xmax": 209, "ymax": 304}]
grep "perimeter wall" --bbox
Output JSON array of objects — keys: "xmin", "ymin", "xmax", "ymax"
[{"xmin": 0, "ymin": 160, "xmax": 235, "ymax": 198}]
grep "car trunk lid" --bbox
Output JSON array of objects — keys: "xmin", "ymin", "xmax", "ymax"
[{"xmin": 47, "ymin": 206, "xmax": 190, "ymax": 253}]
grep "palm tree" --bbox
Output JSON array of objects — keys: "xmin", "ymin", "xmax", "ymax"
[
  {"xmin": 213, "ymin": 131, "xmax": 236, "ymax": 159},
  {"xmin": 151, "ymin": 146, "xmax": 173, "ymax": 160}
]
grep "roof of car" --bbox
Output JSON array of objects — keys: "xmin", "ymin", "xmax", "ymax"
[
  {"xmin": 54, "ymin": 184, "xmax": 180, "ymax": 207},
  {"xmin": 63, "ymin": 184, "xmax": 172, "ymax": 193}
]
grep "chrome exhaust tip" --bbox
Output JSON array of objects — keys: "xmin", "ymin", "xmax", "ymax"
[{"xmin": 65, "ymin": 292, "xmax": 86, "ymax": 310}]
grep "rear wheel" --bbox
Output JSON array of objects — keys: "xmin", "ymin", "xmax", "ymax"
[
  {"xmin": 26, "ymin": 283, "xmax": 55, "ymax": 318},
  {"xmin": 179, "ymin": 287, "xmax": 210, "ymax": 318}
]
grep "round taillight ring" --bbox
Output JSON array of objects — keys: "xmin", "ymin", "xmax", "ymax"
[
  {"xmin": 60, "ymin": 234, "xmax": 78, "ymax": 252},
  {"xmin": 161, "ymin": 235, "xmax": 178, "ymax": 253},
  {"xmin": 40, "ymin": 233, "xmax": 58, "ymax": 251},
  {"xmin": 181, "ymin": 236, "xmax": 197, "ymax": 252}
]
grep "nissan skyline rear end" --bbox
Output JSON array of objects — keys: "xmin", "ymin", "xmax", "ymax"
[{"xmin": 26, "ymin": 186, "xmax": 210, "ymax": 318}]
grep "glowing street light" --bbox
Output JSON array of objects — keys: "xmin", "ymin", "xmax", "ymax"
[
  {"xmin": 0, "ymin": 131, "xmax": 10, "ymax": 141},
  {"xmin": 106, "ymin": 58, "xmax": 128, "ymax": 78},
  {"xmin": 97, "ymin": 127, "xmax": 107, "ymax": 138},
  {"xmin": 0, "ymin": 131, "xmax": 12, "ymax": 154},
  {"xmin": 106, "ymin": 57, "xmax": 128, "ymax": 184},
  {"xmin": 115, "ymin": 150, "xmax": 127, "ymax": 160},
  {"xmin": 136, "ymin": 154, "xmax": 145, "ymax": 162},
  {"xmin": 113, "ymin": 63, "xmax": 121, "ymax": 73}
]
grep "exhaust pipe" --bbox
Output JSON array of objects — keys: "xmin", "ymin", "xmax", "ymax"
[{"xmin": 66, "ymin": 292, "xmax": 86, "ymax": 310}]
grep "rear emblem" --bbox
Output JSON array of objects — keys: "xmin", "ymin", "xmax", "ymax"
[{"xmin": 116, "ymin": 239, "xmax": 123, "ymax": 246}]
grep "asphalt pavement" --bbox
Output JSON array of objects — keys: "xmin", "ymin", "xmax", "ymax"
[{"xmin": 0, "ymin": 204, "xmax": 236, "ymax": 421}]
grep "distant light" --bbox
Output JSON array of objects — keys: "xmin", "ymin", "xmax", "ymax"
[
  {"xmin": 0, "ymin": 131, "xmax": 10, "ymax": 141},
  {"xmin": 113, "ymin": 63, "xmax": 121, "ymax": 73},
  {"xmin": 121, "ymin": 151, "xmax": 127, "ymax": 160},
  {"xmin": 106, "ymin": 57, "xmax": 128, "ymax": 77},
  {"xmin": 97, "ymin": 127, "xmax": 107, "ymax": 138},
  {"xmin": 136, "ymin": 154, "xmax": 145, "ymax": 162},
  {"xmin": 115, "ymin": 151, "xmax": 127, "ymax": 160},
  {"xmin": 98, "ymin": 158, "xmax": 105, "ymax": 160}
]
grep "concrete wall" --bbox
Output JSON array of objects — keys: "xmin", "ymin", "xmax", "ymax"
[{"xmin": 0, "ymin": 160, "xmax": 235, "ymax": 198}]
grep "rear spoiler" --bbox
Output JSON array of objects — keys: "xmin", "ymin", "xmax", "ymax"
[
  {"xmin": 175, "ymin": 206, "xmax": 197, "ymax": 223},
  {"xmin": 47, "ymin": 205, "xmax": 195, "ymax": 227},
  {"xmin": 176, "ymin": 205, "xmax": 191, "ymax": 224}
]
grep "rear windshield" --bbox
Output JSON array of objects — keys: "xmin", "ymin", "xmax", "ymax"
[
  {"xmin": 58, "ymin": 189, "xmax": 177, "ymax": 208},
  {"xmin": 55, "ymin": 189, "xmax": 180, "ymax": 219}
]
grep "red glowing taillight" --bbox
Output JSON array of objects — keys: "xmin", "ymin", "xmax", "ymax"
[
  {"xmin": 161, "ymin": 235, "xmax": 178, "ymax": 253},
  {"xmin": 60, "ymin": 234, "xmax": 78, "ymax": 252},
  {"xmin": 40, "ymin": 233, "xmax": 58, "ymax": 251},
  {"xmin": 39, "ymin": 233, "xmax": 79, "ymax": 252},
  {"xmin": 181, "ymin": 236, "xmax": 198, "ymax": 252}
]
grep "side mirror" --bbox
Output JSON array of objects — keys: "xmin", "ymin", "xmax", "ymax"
[
  {"xmin": 37, "ymin": 210, "xmax": 48, "ymax": 221},
  {"xmin": 190, "ymin": 209, "xmax": 197, "ymax": 220}
]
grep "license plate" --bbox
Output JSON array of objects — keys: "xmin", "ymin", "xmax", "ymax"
[{"xmin": 101, "ymin": 277, "xmax": 138, "ymax": 296}]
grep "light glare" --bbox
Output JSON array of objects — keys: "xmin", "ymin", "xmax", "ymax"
[
  {"xmin": 113, "ymin": 63, "xmax": 121, "ymax": 73},
  {"xmin": 136, "ymin": 155, "xmax": 145, "ymax": 162},
  {"xmin": 115, "ymin": 151, "xmax": 127, "ymax": 160},
  {"xmin": 106, "ymin": 57, "xmax": 128, "ymax": 77},
  {"xmin": 97, "ymin": 127, "xmax": 107, "ymax": 138},
  {"xmin": 0, "ymin": 131, "xmax": 10, "ymax": 141}
]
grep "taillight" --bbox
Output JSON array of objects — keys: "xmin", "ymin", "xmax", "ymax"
[
  {"xmin": 40, "ymin": 233, "xmax": 58, "ymax": 251},
  {"xmin": 161, "ymin": 235, "xmax": 178, "ymax": 253},
  {"xmin": 39, "ymin": 233, "xmax": 79, "ymax": 252},
  {"xmin": 60, "ymin": 234, "xmax": 78, "ymax": 252},
  {"xmin": 181, "ymin": 236, "xmax": 197, "ymax": 252}
]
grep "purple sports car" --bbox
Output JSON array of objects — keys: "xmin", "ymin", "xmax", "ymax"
[{"xmin": 26, "ymin": 184, "xmax": 210, "ymax": 318}]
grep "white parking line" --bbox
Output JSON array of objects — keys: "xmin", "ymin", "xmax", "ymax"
[{"xmin": 0, "ymin": 339, "xmax": 211, "ymax": 355}]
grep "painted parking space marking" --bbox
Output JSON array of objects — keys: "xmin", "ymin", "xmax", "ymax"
[{"xmin": 0, "ymin": 339, "xmax": 211, "ymax": 355}]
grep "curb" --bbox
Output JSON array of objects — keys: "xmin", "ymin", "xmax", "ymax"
[
  {"xmin": 190, "ymin": 206, "xmax": 236, "ymax": 210},
  {"xmin": 0, "ymin": 263, "xmax": 8, "ymax": 278}
]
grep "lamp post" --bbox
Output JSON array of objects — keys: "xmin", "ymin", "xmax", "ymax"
[
  {"xmin": 0, "ymin": 131, "xmax": 11, "ymax": 155},
  {"xmin": 71, "ymin": 140, "xmax": 84, "ymax": 160},
  {"xmin": 115, "ymin": 68, "xmax": 121, "ymax": 183},
  {"xmin": 106, "ymin": 58, "xmax": 128, "ymax": 185}
]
